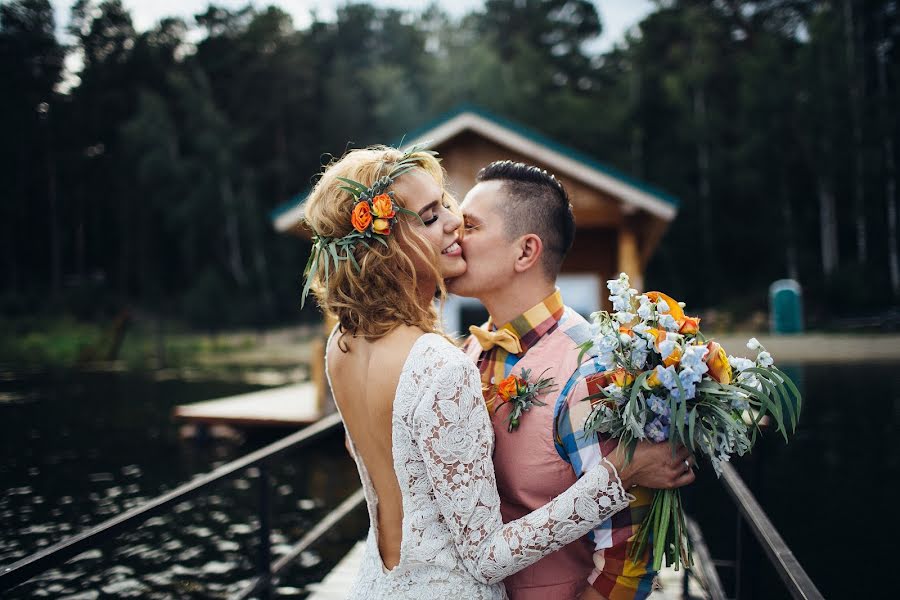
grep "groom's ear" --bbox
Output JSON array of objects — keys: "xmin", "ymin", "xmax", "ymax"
[{"xmin": 513, "ymin": 233, "xmax": 543, "ymax": 273}]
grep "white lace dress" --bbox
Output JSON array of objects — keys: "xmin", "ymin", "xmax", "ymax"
[{"xmin": 325, "ymin": 332, "xmax": 632, "ymax": 600}]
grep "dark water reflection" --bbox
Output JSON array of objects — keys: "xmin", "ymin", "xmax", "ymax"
[
  {"xmin": 0, "ymin": 368, "xmax": 362, "ymax": 599},
  {"xmin": 683, "ymin": 362, "xmax": 899, "ymax": 600}
]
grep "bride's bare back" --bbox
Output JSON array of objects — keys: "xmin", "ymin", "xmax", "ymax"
[{"xmin": 326, "ymin": 325, "xmax": 426, "ymax": 570}]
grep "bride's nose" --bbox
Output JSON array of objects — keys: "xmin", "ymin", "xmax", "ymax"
[{"xmin": 444, "ymin": 211, "xmax": 462, "ymax": 232}]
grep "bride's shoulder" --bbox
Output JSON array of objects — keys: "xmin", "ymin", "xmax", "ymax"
[{"xmin": 417, "ymin": 333, "xmax": 471, "ymax": 364}]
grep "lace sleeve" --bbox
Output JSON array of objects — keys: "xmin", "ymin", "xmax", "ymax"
[{"xmin": 410, "ymin": 345, "xmax": 632, "ymax": 585}]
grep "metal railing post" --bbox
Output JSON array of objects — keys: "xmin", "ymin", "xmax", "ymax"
[
  {"xmin": 734, "ymin": 510, "xmax": 743, "ymax": 600},
  {"xmin": 257, "ymin": 464, "xmax": 272, "ymax": 600}
]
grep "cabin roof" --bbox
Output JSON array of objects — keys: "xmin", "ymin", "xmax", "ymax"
[{"xmin": 272, "ymin": 104, "xmax": 679, "ymax": 232}]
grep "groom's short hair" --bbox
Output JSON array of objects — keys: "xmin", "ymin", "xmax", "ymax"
[{"xmin": 476, "ymin": 160, "xmax": 575, "ymax": 277}]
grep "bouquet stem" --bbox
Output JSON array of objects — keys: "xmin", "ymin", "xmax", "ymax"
[{"xmin": 629, "ymin": 489, "xmax": 693, "ymax": 571}]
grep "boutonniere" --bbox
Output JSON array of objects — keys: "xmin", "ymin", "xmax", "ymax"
[{"xmin": 494, "ymin": 368, "xmax": 556, "ymax": 432}]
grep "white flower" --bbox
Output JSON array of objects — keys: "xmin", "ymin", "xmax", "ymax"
[
  {"xmin": 757, "ymin": 351, "xmax": 774, "ymax": 368},
  {"xmin": 679, "ymin": 365, "xmax": 703, "ymax": 385},
  {"xmin": 656, "ymin": 298, "xmax": 671, "ymax": 313},
  {"xmin": 674, "ymin": 370, "xmax": 697, "ymax": 400},
  {"xmin": 659, "ymin": 314, "xmax": 679, "ymax": 331},
  {"xmin": 737, "ymin": 371, "xmax": 763, "ymax": 392},
  {"xmin": 728, "ymin": 356, "xmax": 754, "ymax": 372},
  {"xmin": 603, "ymin": 383, "xmax": 625, "ymax": 402},
  {"xmin": 630, "ymin": 334, "xmax": 649, "ymax": 351},
  {"xmin": 619, "ymin": 333, "xmax": 632, "ymax": 345},
  {"xmin": 615, "ymin": 311, "xmax": 636, "ymax": 324},
  {"xmin": 630, "ymin": 349, "xmax": 648, "ymax": 370},
  {"xmin": 607, "ymin": 273, "xmax": 631, "ymax": 296},
  {"xmin": 654, "ymin": 365, "xmax": 678, "ymax": 390},
  {"xmin": 612, "ymin": 295, "xmax": 632, "ymax": 312},
  {"xmin": 632, "ymin": 323, "xmax": 654, "ymax": 342},
  {"xmin": 658, "ymin": 339, "xmax": 678, "ymax": 361},
  {"xmin": 598, "ymin": 352, "xmax": 616, "ymax": 371},
  {"xmin": 597, "ymin": 335, "xmax": 619, "ymax": 353},
  {"xmin": 637, "ymin": 296, "xmax": 654, "ymax": 320},
  {"xmin": 680, "ymin": 344, "xmax": 708, "ymax": 370},
  {"xmin": 747, "ymin": 337, "xmax": 761, "ymax": 350}
]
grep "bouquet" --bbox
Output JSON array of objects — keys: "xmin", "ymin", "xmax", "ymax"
[{"xmin": 580, "ymin": 273, "xmax": 802, "ymax": 570}]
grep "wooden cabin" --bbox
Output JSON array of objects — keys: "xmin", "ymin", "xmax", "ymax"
[{"xmin": 273, "ymin": 106, "xmax": 679, "ymax": 334}]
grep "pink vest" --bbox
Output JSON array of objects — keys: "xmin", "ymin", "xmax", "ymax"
[{"xmin": 465, "ymin": 310, "xmax": 594, "ymax": 600}]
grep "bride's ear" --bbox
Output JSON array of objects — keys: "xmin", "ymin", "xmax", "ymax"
[{"xmin": 513, "ymin": 234, "xmax": 543, "ymax": 273}]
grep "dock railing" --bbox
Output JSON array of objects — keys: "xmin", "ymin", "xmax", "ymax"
[
  {"xmin": 2, "ymin": 414, "xmax": 824, "ymax": 600},
  {"xmin": 710, "ymin": 462, "xmax": 825, "ymax": 600},
  {"xmin": 0, "ymin": 412, "xmax": 361, "ymax": 599}
]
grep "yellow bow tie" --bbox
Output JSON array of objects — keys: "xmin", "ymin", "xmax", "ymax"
[{"xmin": 469, "ymin": 325, "xmax": 522, "ymax": 354}]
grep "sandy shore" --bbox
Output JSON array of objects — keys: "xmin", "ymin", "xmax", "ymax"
[
  {"xmin": 194, "ymin": 327, "xmax": 900, "ymax": 367},
  {"xmin": 707, "ymin": 332, "xmax": 900, "ymax": 363}
]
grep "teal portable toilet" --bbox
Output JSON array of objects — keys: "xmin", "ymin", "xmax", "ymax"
[{"xmin": 769, "ymin": 279, "xmax": 803, "ymax": 334}]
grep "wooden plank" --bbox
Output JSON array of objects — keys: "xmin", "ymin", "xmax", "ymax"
[
  {"xmin": 173, "ymin": 382, "xmax": 323, "ymax": 427},
  {"xmin": 306, "ymin": 541, "xmax": 366, "ymax": 600}
]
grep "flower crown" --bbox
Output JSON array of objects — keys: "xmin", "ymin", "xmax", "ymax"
[{"xmin": 301, "ymin": 143, "xmax": 436, "ymax": 307}]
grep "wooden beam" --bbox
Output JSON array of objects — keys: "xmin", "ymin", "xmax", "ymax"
[{"xmin": 617, "ymin": 224, "xmax": 643, "ymax": 292}]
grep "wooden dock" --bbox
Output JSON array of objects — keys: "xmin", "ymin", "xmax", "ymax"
[
  {"xmin": 306, "ymin": 540, "xmax": 712, "ymax": 599},
  {"xmin": 306, "ymin": 541, "xmax": 367, "ymax": 600},
  {"xmin": 173, "ymin": 382, "xmax": 327, "ymax": 429}
]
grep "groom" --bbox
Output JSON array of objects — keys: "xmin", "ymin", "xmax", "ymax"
[{"xmin": 449, "ymin": 161, "xmax": 693, "ymax": 600}]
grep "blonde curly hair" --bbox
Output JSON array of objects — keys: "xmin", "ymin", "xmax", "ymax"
[{"xmin": 303, "ymin": 145, "xmax": 452, "ymax": 344}]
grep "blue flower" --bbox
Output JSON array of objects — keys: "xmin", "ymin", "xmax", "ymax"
[
  {"xmin": 644, "ymin": 417, "xmax": 670, "ymax": 442},
  {"xmin": 647, "ymin": 394, "xmax": 670, "ymax": 417}
]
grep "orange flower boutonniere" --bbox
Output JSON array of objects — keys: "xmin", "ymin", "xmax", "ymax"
[{"xmin": 493, "ymin": 368, "xmax": 556, "ymax": 432}]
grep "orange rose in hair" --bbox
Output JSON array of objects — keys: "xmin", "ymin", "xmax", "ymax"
[
  {"xmin": 372, "ymin": 194, "xmax": 395, "ymax": 219},
  {"xmin": 373, "ymin": 218, "xmax": 391, "ymax": 235},
  {"xmin": 351, "ymin": 201, "xmax": 372, "ymax": 232}
]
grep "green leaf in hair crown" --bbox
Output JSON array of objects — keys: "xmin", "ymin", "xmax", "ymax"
[{"xmin": 300, "ymin": 143, "xmax": 436, "ymax": 308}]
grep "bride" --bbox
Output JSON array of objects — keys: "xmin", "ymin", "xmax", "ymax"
[{"xmin": 302, "ymin": 144, "xmax": 694, "ymax": 599}]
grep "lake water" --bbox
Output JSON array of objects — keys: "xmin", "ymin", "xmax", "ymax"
[
  {"xmin": 1, "ymin": 363, "xmax": 897, "ymax": 599},
  {"xmin": 0, "ymin": 368, "xmax": 363, "ymax": 599},
  {"xmin": 683, "ymin": 362, "xmax": 900, "ymax": 599}
]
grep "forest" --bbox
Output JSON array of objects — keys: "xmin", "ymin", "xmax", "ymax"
[{"xmin": 2, "ymin": 0, "xmax": 898, "ymax": 330}]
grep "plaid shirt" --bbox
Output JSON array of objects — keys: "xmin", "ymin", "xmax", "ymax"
[{"xmin": 467, "ymin": 290, "xmax": 656, "ymax": 600}]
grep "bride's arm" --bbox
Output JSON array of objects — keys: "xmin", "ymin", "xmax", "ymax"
[{"xmin": 411, "ymin": 352, "xmax": 632, "ymax": 585}]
